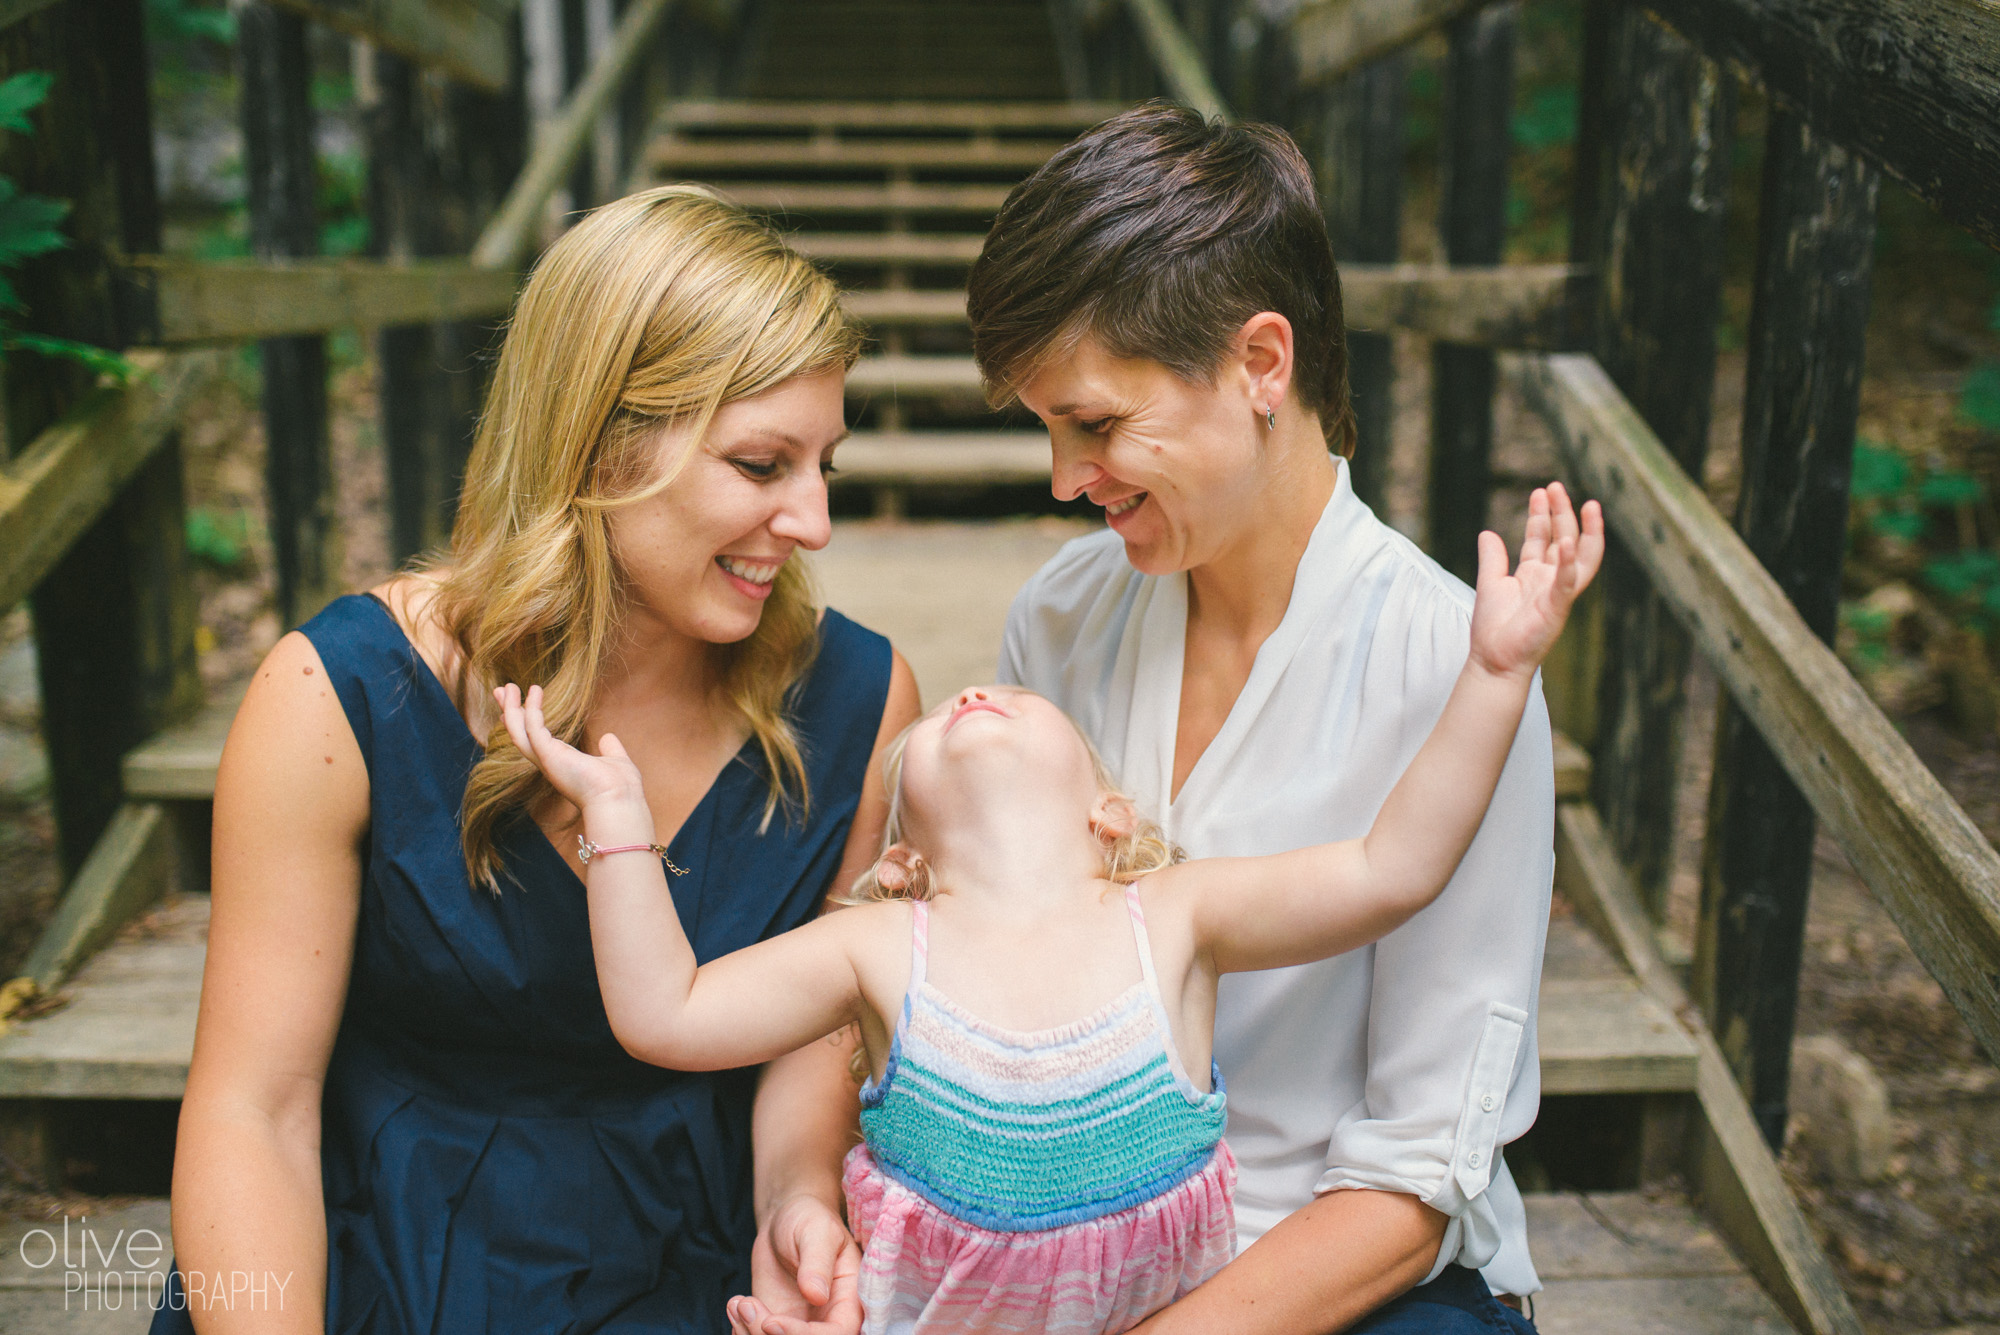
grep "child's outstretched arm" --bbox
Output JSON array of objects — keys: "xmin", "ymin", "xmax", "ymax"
[
  {"xmin": 1181, "ymin": 483, "xmax": 1604, "ymax": 975},
  {"xmin": 496, "ymin": 684, "xmax": 870, "ymax": 1072}
]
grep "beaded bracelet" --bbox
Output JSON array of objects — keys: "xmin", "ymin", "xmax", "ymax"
[{"xmin": 576, "ymin": 836, "xmax": 688, "ymax": 876}]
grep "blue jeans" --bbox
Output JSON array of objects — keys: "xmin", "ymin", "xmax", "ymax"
[{"xmin": 1348, "ymin": 1265, "xmax": 1537, "ymax": 1333}]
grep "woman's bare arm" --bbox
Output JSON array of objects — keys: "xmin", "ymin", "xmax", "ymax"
[
  {"xmin": 171, "ymin": 632, "xmax": 368, "ymax": 1333},
  {"xmin": 1130, "ymin": 1190, "xmax": 1447, "ymax": 1334},
  {"xmin": 743, "ymin": 648, "xmax": 921, "ymax": 1335}
]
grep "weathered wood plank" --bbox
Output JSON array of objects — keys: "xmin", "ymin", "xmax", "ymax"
[
  {"xmin": 1555, "ymin": 800, "xmax": 1861, "ymax": 1335},
  {"xmin": 1698, "ymin": 109, "xmax": 1880, "ymax": 1147},
  {"xmin": 846, "ymin": 355, "xmax": 986, "ymax": 396},
  {"xmin": 726, "ymin": 182, "xmax": 1016, "ymax": 215},
  {"xmin": 658, "ymin": 100, "xmax": 1127, "ymax": 131},
  {"xmin": 1315, "ymin": 50, "xmax": 1405, "ymax": 509},
  {"xmin": 828, "ymin": 433, "xmax": 1050, "ymax": 485},
  {"xmin": 1641, "ymin": 0, "xmax": 2000, "ymax": 253},
  {"xmin": 264, "ymin": 0, "xmax": 513, "ymax": 92},
  {"xmin": 1123, "ymin": 0, "xmax": 1231, "ymax": 121},
  {"xmin": 116, "ymin": 258, "xmax": 520, "ymax": 345},
  {"xmin": 1533, "ymin": 1275, "xmax": 1794, "ymax": 1334},
  {"xmin": 1519, "ymin": 351, "xmax": 2000, "ymax": 1070},
  {"xmin": 1539, "ymin": 978, "xmax": 1699, "ymax": 1094},
  {"xmin": 794, "ymin": 233, "xmax": 988, "ymax": 266},
  {"xmin": 0, "ymin": 895, "xmax": 206, "ymax": 1099},
  {"xmin": 841, "ymin": 290, "xmax": 972, "ymax": 326},
  {"xmin": 0, "ymin": 352, "xmax": 221, "ymax": 622},
  {"xmin": 1553, "ymin": 729, "xmax": 1591, "ymax": 800},
  {"xmin": 1524, "ymin": 1191, "xmax": 1745, "ymax": 1281},
  {"xmin": 9, "ymin": 804, "xmax": 173, "ymax": 1000},
  {"xmin": 474, "ymin": 0, "xmax": 677, "ymax": 269},
  {"xmin": 646, "ymin": 138, "xmax": 1066, "ymax": 175},
  {"xmin": 122, "ymin": 684, "xmax": 247, "ymax": 803},
  {"xmin": 1573, "ymin": 6, "xmax": 1735, "ymax": 915},
  {"xmin": 1293, "ymin": 0, "xmax": 1486, "ymax": 87},
  {"xmin": 1428, "ymin": 1, "xmax": 1515, "ymax": 582}
]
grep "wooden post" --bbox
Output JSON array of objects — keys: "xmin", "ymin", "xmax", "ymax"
[
  {"xmin": 1696, "ymin": 111, "xmax": 1878, "ymax": 1148},
  {"xmin": 366, "ymin": 49, "xmax": 452, "ymax": 563},
  {"xmin": 239, "ymin": 2, "xmax": 338, "ymax": 625},
  {"xmin": 1572, "ymin": 0, "xmax": 1735, "ymax": 916},
  {"xmin": 1317, "ymin": 55, "xmax": 1404, "ymax": 514},
  {"xmin": 1426, "ymin": 0, "xmax": 1515, "ymax": 580},
  {"xmin": 0, "ymin": 0, "xmax": 201, "ymax": 877}
]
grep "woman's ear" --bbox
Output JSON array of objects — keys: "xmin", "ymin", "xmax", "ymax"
[
  {"xmin": 1237, "ymin": 310, "xmax": 1295, "ymax": 417},
  {"xmin": 1088, "ymin": 793, "xmax": 1139, "ymax": 846},
  {"xmin": 874, "ymin": 843, "xmax": 932, "ymax": 899}
]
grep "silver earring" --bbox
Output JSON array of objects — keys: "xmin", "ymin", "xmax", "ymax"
[{"xmin": 1264, "ymin": 406, "xmax": 1277, "ymax": 430}]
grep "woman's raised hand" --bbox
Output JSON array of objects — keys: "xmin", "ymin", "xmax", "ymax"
[
  {"xmin": 1467, "ymin": 482, "xmax": 1605, "ymax": 681},
  {"xmin": 495, "ymin": 683, "xmax": 649, "ymax": 817}
]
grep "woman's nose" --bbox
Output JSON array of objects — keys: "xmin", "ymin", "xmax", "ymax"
[
  {"xmin": 1049, "ymin": 438, "xmax": 1106, "ymax": 504},
  {"xmin": 768, "ymin": 471, "xmax": 833, "ymax": 551}
]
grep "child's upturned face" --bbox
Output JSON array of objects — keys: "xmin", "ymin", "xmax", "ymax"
[{"xmin": 895, "ymin": 685, "xmax": 1102, "ymax": 843}]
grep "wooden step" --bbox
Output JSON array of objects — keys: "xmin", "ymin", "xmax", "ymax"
[
  {"xmin": 0, "ymin": 893, "xmax": 1692, "ymax": 1102},
  {"xmin": 846, "ymin": 354, "xmax": 986, "ymax": 395},
  {"xmin": 726, "ymin": 182, "xmax": 1013, "ymax": 215},
  {"xmin": 842, "ymin": 289, "xmax": 969, "ymax": 326},
  {"xmin": 647, "ymin": 137, "xmax": 1063, "ymax": 174},
  {"xmin": 1526, "ymin": 1191, "xmax": 1794, "ymax": 1333},
  {"xmin": 832, "ymin": 432, "xmax": 1050, "ymax": 484},
  {"xmin": 123, "ymin": 682, "xmax": 245, "ymax": 801},
  {"xmin": 792, "ymin": 233, "xmax": 985, "ymax": 266},
  {"xmin": 660, "ymin": 100, "xmax": 1123, "ymax": 133}
]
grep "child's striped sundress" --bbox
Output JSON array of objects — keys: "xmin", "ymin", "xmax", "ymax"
[{"xmin": 844, "ymin": 885, "xmax": 1236, "ymax": 1334}]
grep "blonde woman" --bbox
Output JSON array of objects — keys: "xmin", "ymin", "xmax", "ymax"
[{"xmin": 154, "ymin": 188, "xmax": 919, "ymax": 1335}]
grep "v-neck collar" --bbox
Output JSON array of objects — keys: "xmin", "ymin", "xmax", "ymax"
[
  {"xmin": 357, "ymin": 592, "xmax": 754, "ymax": 890},
  {"xmin": 1124, "ymin": 461, "xmax": 1368, "ymax": 836}
]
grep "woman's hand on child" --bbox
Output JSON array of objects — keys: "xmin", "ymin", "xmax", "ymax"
[
  {"xmin": 494, "ymin": 683, "xmax": 651, "ymax": 827},
  {"xmin": 1467, "ymin": 482, "xmax": 1605, "ymax": 682}
]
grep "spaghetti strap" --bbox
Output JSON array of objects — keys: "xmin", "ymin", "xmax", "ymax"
[
  {"xmin": 908, "ymin": 897, "xmax": 931, "ymax": 993},
  {"xmin": 1124, "ymin": 884, "xmax": 1200, "ymax": 1091}
]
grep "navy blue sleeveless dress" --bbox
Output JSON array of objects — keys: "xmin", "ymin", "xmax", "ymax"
[{"xmin": 152, "ymin": 593, "xmax": 891, "ymax": 1334}]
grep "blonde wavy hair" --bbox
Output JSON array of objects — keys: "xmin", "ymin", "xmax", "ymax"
[
  {"xmin": 837, "ymin": 706, "xmax": 1184, "ymax": 904},
  {"xmin": 430, "ymin": 186, "xmax": 866, "ymax": 892}
]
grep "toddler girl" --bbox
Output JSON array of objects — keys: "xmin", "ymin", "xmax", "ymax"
[{"xmin": 496, "ymin": 484, "xmax": 1603, "ymax": 1334}]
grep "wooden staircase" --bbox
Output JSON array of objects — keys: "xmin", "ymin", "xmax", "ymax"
[{"xmin": 634, "ymin": 99, "xmax": 1126, "ymax": 499}]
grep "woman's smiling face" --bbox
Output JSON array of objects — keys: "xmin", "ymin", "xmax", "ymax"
[
  {"xmin": 1014, "ymin": 335, "xmax": 1273, "ymax": 577},
  {"xmin": 607, "ymin": 368, "xmax": 846, "ymax": 646}
]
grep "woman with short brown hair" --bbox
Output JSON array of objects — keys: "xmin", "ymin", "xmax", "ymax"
[{"xmin": 973, "ymin": 104, "xmax": 1549, "ymax": 1333}]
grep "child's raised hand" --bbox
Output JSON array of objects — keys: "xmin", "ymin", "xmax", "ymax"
[
  {"xmin": 1467, "ymin": 482, "xmax": 1605, "ymax": 681},
  {"xmin": 494, "ymin": 683, "xmax": 647, "ymax": 816}
]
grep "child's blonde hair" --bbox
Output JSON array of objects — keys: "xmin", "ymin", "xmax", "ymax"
[{"xmin": 837, "ymin": 705, "xmax": 1184, "ymax": 904}]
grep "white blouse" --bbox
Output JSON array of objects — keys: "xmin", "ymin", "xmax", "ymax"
[{"xmin": 996, "ymin": 459, "xmax": 1551, "ymax": 1295}]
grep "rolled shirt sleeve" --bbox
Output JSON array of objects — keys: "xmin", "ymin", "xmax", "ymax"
[{"xmin": 1317, "ymin": 575, "xmax": 1552, "ymax": 1290}]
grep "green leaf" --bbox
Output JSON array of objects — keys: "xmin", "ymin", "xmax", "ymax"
[
  {"xmin": 1962, "ymin": 362, "xmax": 2000, "ymax": 433},
  {"xmin": 1839, "ymin": 601, "xmax": 1893, "ymax": 638},
  {"xmin": 1924, "ymin": 549, "xmax": 2000, "ymax": 599},
  {"xmin": 2, "ymin": 333, "xmax": 134, "ymax": 379},
  {"xmin": 0, "ymin": 71, "xmax": 53, "ymax": 135},
  {"xmin": 0, "ymin": 178, "xmax": 70, "ymax": 267},
  {"xmin": 1920, "ymin": 470, "xmax": 1985, "ymax": 507},
  {"xmin": 1850, "ymin": 440, "xmax": 1911, "ymax": 501},
  {"xmin": 1511, "ymin": 86, "xmax": 1578, "ymax": 151},
  {"xmin": 1870, "ymin": 510, "xmax": 1928, "ymax": 541},
  {"xmin": 185, "ymin": 507, "xmax": 247, "ymax": 568}
]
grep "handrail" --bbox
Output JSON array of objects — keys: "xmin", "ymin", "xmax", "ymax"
[
  {"xmin": 266, "ymin": 0, "xmax": 516, "ymax": 92},
  {"xmin": 0, "ymin": 351, "xmax": 223, "ymax": 615},
  {"xmin": 1122, "ymin": 0, "xmax": 1232, "ymax": 123},
  {"xmin": 472, "ymin": 0, "xmax": 679, "ymax": 270},
  {"xmin": 1510, "ymin": 351, "xmax": 2000, "ymax": 1066}
]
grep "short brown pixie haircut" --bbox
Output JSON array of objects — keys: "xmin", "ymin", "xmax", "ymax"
[{"xmin": 966, "ymin": 101, "xmax": 1355, "ymax": 457}]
